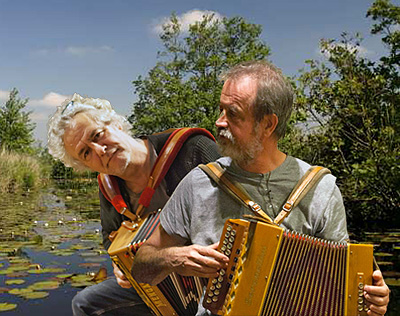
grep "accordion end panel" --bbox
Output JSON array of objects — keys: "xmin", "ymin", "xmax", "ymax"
[
  {"xmin": 107, "ymin": 222, "xmax": 178, "ymax": 316},
  {"xmin": 345, "ymin": 243, "xmax": 373, "ymax": 316}
]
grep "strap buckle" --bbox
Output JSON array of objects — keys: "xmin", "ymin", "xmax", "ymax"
[
  {"xmin": 282, "ymin": 201, "xmax": 293, "ymax": 213},
  {"xmin": 248, "ymin": 201, "xmax": 262, "ymax": 213}
]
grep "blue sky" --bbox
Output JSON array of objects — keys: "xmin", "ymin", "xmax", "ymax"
[{"xmin": 0, "ymin": 0, "xmax": 384, "ymax": 144}]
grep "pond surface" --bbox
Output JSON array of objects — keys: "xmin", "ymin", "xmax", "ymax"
[
  {"xmin": 0, "ymin": 181, "xmax": 399, "ymax": 315},
  {"xmin": 0, "ymin": 181, "xmax": 112, "ymax": 315}
]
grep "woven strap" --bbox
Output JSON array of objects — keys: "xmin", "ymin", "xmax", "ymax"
[
  {"xmin": 273, "ymin": 166, "xmax": 331, "ymax": 225},
  {"xmin": 199, "ymin": 163, "xmax": 273, "ymax": 224},
  {"xmin": 98, "ymin": 127, "xmax": 215, "ymax": 221}
]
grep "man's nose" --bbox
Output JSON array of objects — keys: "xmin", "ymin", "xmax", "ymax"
[
  {"xmin": 215, "ymin": 111, "xmax": 228, "ymax": 128},
  {"xmin": 92, "ymin": 143, "xmax": 107, "ymax": 155}
]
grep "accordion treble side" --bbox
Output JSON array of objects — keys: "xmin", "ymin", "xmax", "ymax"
[{"xmin": 203, "ymin": 219, "xmax": 373, "ymax": 316}]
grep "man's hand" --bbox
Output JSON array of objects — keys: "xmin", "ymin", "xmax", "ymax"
[
  {"xmin": 364, "ymin": 270, "xmax": 390, "ymax": 316},
  {"xmin": 112, "ymin": 262, "xmax": 132, "ymax": 288},
  {"xmin": 170, "ymin": 242, "xmax": 229, "ymax": 278}
]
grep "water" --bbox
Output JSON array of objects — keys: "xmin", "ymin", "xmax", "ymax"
[{"xmin": 0, "ymin": 182, "xmax": 112, "ymax": 315}]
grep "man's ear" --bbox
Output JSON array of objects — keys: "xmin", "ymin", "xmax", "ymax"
[{"xmin": 261, "ymin": 114, "xmax": 278, "ymax": 138}]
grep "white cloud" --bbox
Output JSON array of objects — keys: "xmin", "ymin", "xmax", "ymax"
[
  {"xmin": 28, "ymin": 92, "xmax": 70, "ymax": 108},
  {"xmin": 66, "ymin": 45, "xmax": 114, "ymax": 56},
  {"xmin": 0, "ymin": 90, "xmax": 10, "ymax": 101},
  {"xmin": 318, "ymin": 42, "xmax": 372, "ymax": 59},
  {"xmin": 152, "ymin": 9, "xmax": 223, "ymax": 35}
]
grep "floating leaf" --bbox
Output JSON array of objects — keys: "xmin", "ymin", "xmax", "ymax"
[
  {"xmin": 28, "ymin": 280, "xmax": 60, "ymax": 290},
  {"xmin": 0, "ymin": 303, "xmax": 17, "ymax": 311},
  {"xmin": 20, "ymin": 291, "xmax": 49, "ymax": 299},
  {"xmin": 83, "ymin": 257, "xmax": 107, "ymax": 263},
  {"xmin": 9, "ymin": 288, "xmax": 33, "ymax": 295},
  {"xmin": 28, "ymin": 268, "xmax": 66, "ymax": 274},
  {"xmin": 56, "ymin": 273, "xmax": 74, "ymax": 279},
  {"xmin": 5, "ymin": 279, "xmax": 25, "ymax": 285},
  {"xmin": 0, "ymin": 287, "xmax": 10, "ymax": 293}
]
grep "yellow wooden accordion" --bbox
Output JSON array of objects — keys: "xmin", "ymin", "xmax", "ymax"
[
  {"xmin": 203, "ymin": 218, "xmax": 373, "ymax": 316},
  {"xmin": 108, "ymin": 211, "xmax": 206, "ymax": 316}
]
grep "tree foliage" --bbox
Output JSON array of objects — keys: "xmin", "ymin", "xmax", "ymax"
[
  {"xmin": 285, "ymin": 0, "xmax": 399, "ymax": 231},
  {"xmin": 0, "ymin": 88, "xmax": 35, "ymax": 152},
  {"xmin": 129, "ymin": 14, "xmax": 270, "ymax": 135}
]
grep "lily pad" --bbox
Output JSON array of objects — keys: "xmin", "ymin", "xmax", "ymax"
[
  {"xmin": 9, "ymin": 287, "xmax": 33, "ymax": 295},
  {"xmin": 0, "ymin": 303, "xmax": 17, "ymax": 311},
  {"xmin": 20, "ymin": 291, "xmax": 49, "ymax": 299},
  {"xmin": 56, "ymin": 273, "xmax": 74, "ymax": 279},
  {"xmin": 5, "ymin": 279, "xmax": 25, "ymax": 285},
  {"xmin": 28, "ymin": 267, "xmax": 66, "ymax": 274},
  {"xmin": 28, "ymin": 280, "xmax": 60, "ymax": 290}
]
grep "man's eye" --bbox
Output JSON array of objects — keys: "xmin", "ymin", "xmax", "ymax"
[
  {"xmin": 84, "ymin": 149, "xmax": 90, "ymax": 159},
  {"xmin": 94, "ymin": 130, "xmax": 104, "ymax": 140}
]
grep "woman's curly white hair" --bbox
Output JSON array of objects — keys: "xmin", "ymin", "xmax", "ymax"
[{"xmin": 47, "ymin": 93, "xmax": 132, "ymax": 170}]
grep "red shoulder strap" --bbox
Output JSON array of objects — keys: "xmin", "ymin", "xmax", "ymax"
[
  {"xmin": 137, "ymin": 128, "xmax": 214, "ymax": 215},
  {"xmin": 98, "ymin": 127, "xmax": 215, "ymax": 220}
]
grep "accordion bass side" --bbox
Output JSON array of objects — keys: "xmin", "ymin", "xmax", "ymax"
[
  {"xmin": 107, "ymin": 211, "xmax": 206, "ymax": 316},
  {"xmin": 203, "ymin": 219, "xmax": 373, "ymax": 316}
]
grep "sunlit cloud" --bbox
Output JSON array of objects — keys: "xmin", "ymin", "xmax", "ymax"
[
  {"xmin": 28, "ymin": 92, "xmax": 70, "ymax": 108},
  {"xmin": 152, "ymin": 9, "xmax": 224, "ymax": 35},
  {"xmin": 0, "ymin": 90, "xmax": 10, "ymax": 102},
  {"xmin": 318, "ymin": 42, "xmax": 372, "ymax": 58}
]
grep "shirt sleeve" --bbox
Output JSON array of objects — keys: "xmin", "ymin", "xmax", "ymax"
[
  {"xmin": 160, "ymin": 170, "xmax": 197, "ymax": 243},
  {"xmin": 315, "ymin": 185, "xmax": 349, "ymax": 242}
]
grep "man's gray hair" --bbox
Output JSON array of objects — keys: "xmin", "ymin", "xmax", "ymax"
[
  {"xmin": 221, "ymin": 60, "xmax": 294, "ymax": 139},
  {"xmin": 47, "ymin": 93, "xmax": 132, "ymax": 170}
]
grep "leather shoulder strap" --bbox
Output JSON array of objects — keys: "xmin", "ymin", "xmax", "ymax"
[
  {"xmin": 273, "ymin": 166, "xmax": 331, "ymax": 225},
  {"xmin": 97, "ymin": 173, "xmax": 137, "ymax": 221},
  {"xmin": 199, "ymin": 162, "xmax": 273, "ymax": 224},
  {"xmin": 98, "ymin": 127, "xmax": 215, "ymax": 220}
]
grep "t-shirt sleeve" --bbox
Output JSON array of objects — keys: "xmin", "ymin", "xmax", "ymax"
[
  {"xmin": 160, "ymin": 170, "xmax": 196, "ymax": 243},
  {"xmin": 315, "ymin": 185, "xmax": 349, "ymax": 242}
]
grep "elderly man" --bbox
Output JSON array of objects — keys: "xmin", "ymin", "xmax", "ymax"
[
  {"xmin": 47, "ymin": 93, "xmax": 220, "ymax": 315},
  {"xmin": 132, "ymin": 61, "xmax": 390, "ymax": 316}
]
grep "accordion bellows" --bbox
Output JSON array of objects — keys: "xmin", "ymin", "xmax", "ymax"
[{"xmin": 203, "ymin": 219, "xmax": 373, "ymax": 316}]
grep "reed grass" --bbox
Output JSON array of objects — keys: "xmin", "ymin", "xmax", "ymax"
[{"xmin": 0, "ymin": 150, "xmax": 43, "ymax": 193}]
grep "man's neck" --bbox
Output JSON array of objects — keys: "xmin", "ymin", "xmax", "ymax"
[
  {"xmin": 237, "ymin": 147, "xmax": 287, "ymax": 174},
  {"xmin": 122, "ymin": 139, "xmax": 153, "ymax": 194}
]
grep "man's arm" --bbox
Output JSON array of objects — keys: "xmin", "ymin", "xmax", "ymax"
[{"xmin": 132, "ymin": 225, "xmax": 229, "ymax": 286}]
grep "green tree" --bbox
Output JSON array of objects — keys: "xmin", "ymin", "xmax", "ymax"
[
  {"xmin": 286, "ymin": 0, "xmax": 399, "ymax": 232},
  {"xmin": 130, "ymin": 14, "xmax": 270, "ymax": 135},
  {"xmin": 0, "ymin": 88, "xmax": 35, "ymax": 152}
]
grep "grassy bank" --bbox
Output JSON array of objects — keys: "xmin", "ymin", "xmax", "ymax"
[{"xmin": 0, "ymin": 150, "xmax": 47, "ymax": 193}]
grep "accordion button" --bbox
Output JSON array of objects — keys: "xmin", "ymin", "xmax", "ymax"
[
  {"xmin": 231, "ymin": 230, "xmax": 236, "ymax": 236},
  {"xmin": 225, "ymin": 232, "xmax": 230, "ymax": 238},
  {"xmin": 218, "ymin": 276, "xmax": 224, "ymax": 282},
  {"xmin": 206, "ymin": 298, "xmax": 212, "ymax": 304},
  {"xmin": 210, "ymin": 285, "xmax": 215, "ymax": 291},
  {"xmin": 229, "ymin": 236, "xmax": 235, "ymax": 242},
  {"xmin": 221, "ymin": 246, "xmax": 227, "ymax": 252},
  {"xmin": 227, "ymin": 243, "xmax": 233, "ymax": 249},
  {"xmin": 220, "ymin": 269, "xmax": 226, "ymax": 276},
  {"xmin": 227, "ymin": 225, "xmax": 232, "ymax": 231},
  {"xmin": 358, "ymin": 305, "xmax": 363, "ymax": 311},
  {"xmin": 208, "ymin": 292, "xmax": 214, "ymax": 297},
  {"xmin": 212, "ymin": 297, "xmax": 219, "ymax": 302},
  {"xmin": 216, "ymin": 283, "xmax": 222, "ymax": 289},
  {"xmin": 225, "ymin": 250, "xmax": 231, "ymax": 256},
  {"xmin": 358, "ymin": 282, "xmax": 364, "ymax": 290},
  {"xmin": 358, "ymin": 298, "xmax": 363, "ymax": 304},
  {"xmin": 214, "ymin": 290, "xmax": 220, "ymax": 295},
  {"xmin": 223, "ymin": 239, "xmax": 228, "ymax": 245},
  {"xmin": 212, "ymin": 278, "xmax": 218, "ymax": 284}
]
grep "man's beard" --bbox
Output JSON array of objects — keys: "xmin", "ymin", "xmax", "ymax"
[{"xmin": 217, "ymin": 127, "xmax": 263, "ymax": 166}]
